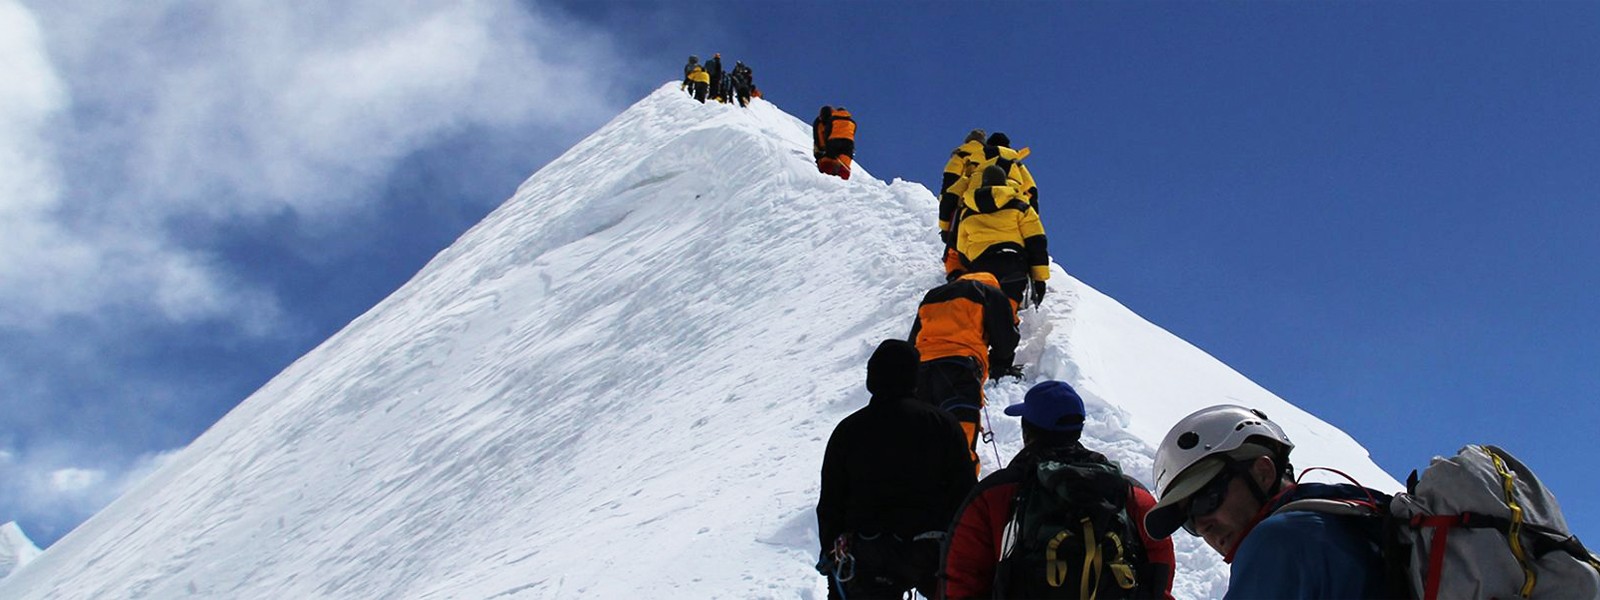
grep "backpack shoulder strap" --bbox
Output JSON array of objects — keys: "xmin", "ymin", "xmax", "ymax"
[{"xmin": 1275, "ymin": 497, "xmax": 1383, "ymax": 518}]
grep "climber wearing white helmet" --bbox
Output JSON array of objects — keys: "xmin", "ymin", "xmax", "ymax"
[{"xmin": 1146, "ymin": 405, "xmax": 1392, "ymax": 599}]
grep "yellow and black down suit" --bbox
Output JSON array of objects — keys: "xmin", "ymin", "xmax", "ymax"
[
  {"xmin": 944, "ymin": 144, "xmax": 1038, "ymax": 212},
  {"xmin": 687, "ymin": 66, "xmax": 710, "ymax": 103},
  {"xmin": 953, "ymin": 167, "xmax": 1050, "ymax": 306},
  {"xmin": 939, "ymin": 138, "xmax": 986, "ymax": 232},
  {"xmin": 940, "ymin": 143, "xmax": 1038, "ymax": 277},
  {"xmin": 941, "ymin": 139, "xmax": 986, "ymax": 195},
  {"xmin": 908, "ymin": 271, "xmax": 1019, "ymax": 468}
]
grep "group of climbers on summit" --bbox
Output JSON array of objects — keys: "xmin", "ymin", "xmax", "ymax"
[{"xmin": 682, "ymin": 54, "xmax": 758, "ymax": 106}]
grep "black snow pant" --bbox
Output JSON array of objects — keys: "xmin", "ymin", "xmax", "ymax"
[
  {"xmin": 691, "ymin": 81, "xmax": 708, "ymax": 103},
  {"xmin": 968, "ymin": 248, "xmax": 1030, "ymax": 308},
  {"xmin": 825, "ymin": 137, "xmax": 855, "ymax": 161},
  {"xmin": 916, "ymin": 357, "xmax": 984, "ymax": 469}
]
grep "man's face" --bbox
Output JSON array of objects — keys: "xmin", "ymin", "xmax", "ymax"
[{"xmin": 1186, "ymin": 457, "xmax": 1271, "ymax": 556}]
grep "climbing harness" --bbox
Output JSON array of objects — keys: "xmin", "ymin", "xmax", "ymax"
[{"xmin": 830, "ymin": 534, "xmax": 856, "ymax": 598}]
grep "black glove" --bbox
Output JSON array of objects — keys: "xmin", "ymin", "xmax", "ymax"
[
  {"xmin": 991, "ymin": 364, "xmax": 1025, "ymax": 381},
  {"xmin": 815, "ymin": 554, "xmax": 834, "ymax": 576},
  {"xmin": 1031, "ymin": 280, "xmax": 1047, "ymax": 307}
]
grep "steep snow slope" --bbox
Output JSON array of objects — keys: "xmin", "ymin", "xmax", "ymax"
[
  {"xmin": 0, "ymin": 522, "xmax": 42, "ymax": 581},
  {"xmin": 2, "ymin": 83, "xmax": 1397, "ymax": 599}
]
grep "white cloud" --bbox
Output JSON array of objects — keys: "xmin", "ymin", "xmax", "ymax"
[
  {"xmin": 1, "ymin": 446, "xmax": 185, "ymax": 541},
  {"xmin": 0, "ymin": 0, "xmax": 635, "ymax": 330},
  {"xmin": 48, "ymin": 468, "xmax": 104, "ymax": 493}
]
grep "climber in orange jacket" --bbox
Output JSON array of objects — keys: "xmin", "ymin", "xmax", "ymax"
[
  {"xmin": 812, "ymin": 106, "xmax": 856, "ymax": 180},
  {"xmin": 908, "ymin": 271, "xmax": 1020, "ymax": 469}
]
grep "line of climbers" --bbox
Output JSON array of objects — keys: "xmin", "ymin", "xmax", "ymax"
[
  {"xmin": 808, "ymin": 124, "xmax": 1598, "ymax": 598},
  {"xmin": 939, "ymin": 129, "xmax": 1046, "ymax": 309},
  {"xmin": 818, "ymin": 351, "xmax": 1600, "ymax": 599},
  {"xmin": 682, "ymin": 54, "xmax": 759, "ymax": 106},
  {"xmin": 818, "ymin": 350, "xmax": 1175, "ymax": 600},
  {"xmin": 910, "ymin": 127, "xmax": 1052, "ymax": 475}
]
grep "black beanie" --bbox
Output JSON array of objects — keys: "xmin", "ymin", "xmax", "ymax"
[
  {"xmin": 866, "ymin": 339, "xmax": 920, "ymax": 396},
  {"xmin": 982, "ymin": 165, "xmax": 1008, "ymax": 186},
  {"xmin": 986, "ymin": 132, "xmax": 1010, "ymax": 148}
]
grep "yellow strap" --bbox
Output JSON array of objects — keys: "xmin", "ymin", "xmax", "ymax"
[
  {"xmin": 1081, "ymin": 518, "xmax": 1100, "ymax": 600},
  {"xmin": 1107, "ymin": 531, "xmax": 1139, "ymax": 590},
  {"xmin": 1490, "ymin": 450, "xmax": 1537, "ymax": 597},
  {"xmin": 1017, "ymin": 147, "xmax": 1032, "ymax": 161},
  {"xmin": 1045, "ymin": 530, "xmax": 1071, "ymax": 588}
]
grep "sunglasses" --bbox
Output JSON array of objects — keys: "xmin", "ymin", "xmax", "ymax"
[{"xmin": 1181, "ymin": 466, "xmax": 1238, "ymax": 536}]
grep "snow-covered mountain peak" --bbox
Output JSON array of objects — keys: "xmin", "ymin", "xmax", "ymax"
[
  {"xmin": 0, "ymin": 521, "xmax": 42, "ymax": 581},
  {"xmin": 1, "ymin": 82, "xmax": 1396, "ymax": 599}
]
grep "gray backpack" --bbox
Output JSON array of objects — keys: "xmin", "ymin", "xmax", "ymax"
[{"xmin": 1387, "ymin": 445, "xmax": 1600, "ymax": 599}]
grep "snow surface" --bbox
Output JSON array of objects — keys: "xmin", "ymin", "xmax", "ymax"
[
  {"xmin": 0, "ymin": 522, "xmax": 42, "ymax": 582},
  {"xmin": 1, "ymin": 82, "xmax": 1399, "ymax": 599}
]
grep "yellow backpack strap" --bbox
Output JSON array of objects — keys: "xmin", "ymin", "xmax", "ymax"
[
  {"xmin": 1490, "ymin": 451, "xmax": 1538, "ymax": 597},
  {"xmin": 1046, "ymin": 529, "xmax": 1072, "ymax": 587},
  {"xmin": 1081, "ymin": 518, "xmax": 1101, "ymax": 600},
  {"xmin": 1106, "ymin": 531, "xmax": 1139, "ymax": 590}
]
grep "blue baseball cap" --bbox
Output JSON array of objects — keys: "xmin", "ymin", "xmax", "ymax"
[{"xmin": 1004, "ymin": 380, "xmax": 1086, "ymax": 432}]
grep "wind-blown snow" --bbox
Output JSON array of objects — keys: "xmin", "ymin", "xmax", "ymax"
[{"xmin": 0, "ymin": 83, "xmax": 1399, "ymax": 599}]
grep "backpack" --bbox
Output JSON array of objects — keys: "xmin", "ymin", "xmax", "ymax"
[
  {"xmin": 994, "ymin": 448, "xmax": 1151, "ymax": 599},
  {"xmin": 1389, "ymin": 445, "xmax": 1600, "ymax": 599},
  {"xmin": 1285, "ymin": 445, "xmax": 1600, "ymax": 600}
]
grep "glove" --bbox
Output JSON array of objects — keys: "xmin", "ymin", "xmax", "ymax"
[
  {"xmin": 1030, "ymin": 280, "xmax": 1047, "ymax": 307},
  {"xmin": 991, "ymin": 364, "xmax": 1025, "ymax": 381},
  {"xmin": 815, "ymin": 554, "xmax": 834, "ymax": 576}
]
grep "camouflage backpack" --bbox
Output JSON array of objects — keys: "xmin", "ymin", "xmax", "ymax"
[{"xmin": 993, "ymin": 448, "xmax": 1156, "ymax": 599}]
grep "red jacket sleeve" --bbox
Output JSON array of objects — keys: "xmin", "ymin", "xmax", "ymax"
[
  {"xmin": 1127, "ymin": 484, "xmax": 1176, "ymax": 600},
  {"xmin": 942, "ymin": 483, "xmax": 1009, "ymax": 600}
]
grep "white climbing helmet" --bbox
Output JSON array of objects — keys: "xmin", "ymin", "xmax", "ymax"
[{"xmin": 1151, "ymin": 405, "xmax": 1294, "ymax": 500}]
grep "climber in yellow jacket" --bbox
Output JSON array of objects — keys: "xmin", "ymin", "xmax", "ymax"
[
  {"xmin": 936, "ymin": 130, "xmax": 989, "ymax": 279},
  {"xmin": 955, "ymin": 165, "xmax": 1050, "ymax": 309},
  {"xmin": 687, "ymin": 65, "xmax": 711, "ymax": 103},
  {"xmin": 946, "ymin": 132, "xmax": 1038, "ymax": 212},
  {"xmin": 941, "ymin": 129, "xmax": 987, "ymax": 197}
]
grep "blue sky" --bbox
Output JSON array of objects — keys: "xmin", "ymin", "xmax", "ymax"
[{"xmin": 3, "ymin": 0, "xmax": 1596, "ymax": 551}]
